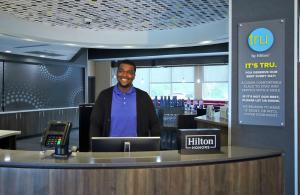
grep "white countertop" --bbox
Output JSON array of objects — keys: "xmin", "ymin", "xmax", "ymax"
[
  {"xmin": 194, "ymin": 112, "xmax": 228, "ymax": 127},
  {"xmin": 0, "ymin": 146, "xmax": 282, "ymax": 169},
  {"xmin": 0, "ymin": 130, "xmax": 21, "ymax": 139}
]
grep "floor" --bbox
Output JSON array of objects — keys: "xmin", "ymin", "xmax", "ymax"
[{"xmin": 16, "ymin": 129, "xmax": 79, "ymax": 151}]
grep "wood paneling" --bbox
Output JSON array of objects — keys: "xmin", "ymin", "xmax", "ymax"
[
  {"xmin": 0, "ymin": 156, "xmax": 283, "ymax": 195},
  {"xmin": 0, "ymin": 108, "xmax": 79, "ymax": 138}
]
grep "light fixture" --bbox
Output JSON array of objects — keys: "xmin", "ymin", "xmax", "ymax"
[
  {"xmin": 165, "ymin": 44, "xmax": 177, "ymax": 48},
  {"xmin": 197, "ymin": 79, "xmax": 201, "ymax": 83},
  {"xmin": 123, "ymin": 45, "xmax": 134, "ymax": 48},
  {"xmin": 64, "ymin": 43, "xmax": 78, "ymax": 47},
  {"xmin": 83, "ymin": 18, "xmax": 92, "ymax": 25},
  {"xmin": 4, "ymin": 155, "xmax": 11, "ymax": 162},
  {"xmin": 23, "ymin": 38, "xmax": 35, "ymax": 42},
  {"xmin": 156, "ymin": 156, "xmax": 161, "ymax": 163},
  {"xmin": 39, "ymin": 55, "xmax": 46, "ymax": 58},
  {"xmin": 199, "ymin": 40, "xmax": 212, "ymax": 45},
  {"xmin": 4, "ymin": 50, "xmax": 11, "ymax": 53}
]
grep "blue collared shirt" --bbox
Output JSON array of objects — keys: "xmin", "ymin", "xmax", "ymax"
[{"xmin": 110, "ymin": 85, "xmax": 137, "ymax": 137}]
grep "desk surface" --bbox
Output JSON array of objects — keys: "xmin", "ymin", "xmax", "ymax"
[
  {"xmin": 194, "ymin": 112, "xmax": 228, "ymax": 127},
  {"xmin": 0, "ymin": 146, "xmax": 281, "ymax": 169},
  {"xmin": 0, "ymin": 130, "xmax": 21, "ymax": 139}
]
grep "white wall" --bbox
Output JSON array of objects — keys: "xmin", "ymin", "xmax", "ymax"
[{"xmin": 87, "ymin": 61, "xmax": 96, "ymax": 77}]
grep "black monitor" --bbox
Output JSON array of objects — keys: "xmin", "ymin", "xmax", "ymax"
[{"xmin": 91, "ymin": 137, "xmax": 160, "ymax": 152}]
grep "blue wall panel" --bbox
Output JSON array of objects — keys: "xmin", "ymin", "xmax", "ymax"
[{"xmin": 3, "ymin": 62, "xmax": 84, "ymax": 111}]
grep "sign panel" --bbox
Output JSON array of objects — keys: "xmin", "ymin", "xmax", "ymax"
[
  {"xmin": 238, "ymin": 19, "xmax": 285, "ymax": 126},
  {"xmin": 178, "ymin": 128, "xmax": 220, "ymax": 154}
]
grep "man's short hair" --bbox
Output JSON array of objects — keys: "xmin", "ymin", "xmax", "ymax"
[{"xmin": 117, "ymin": 60, "xmax": 136, "ymax": 72}]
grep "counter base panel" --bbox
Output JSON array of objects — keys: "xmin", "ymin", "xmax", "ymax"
[
  {"xmin": 0, "ymin": 156, "xmax": 283, "ymax": 195},
  {"xmin": 0, "ymin": 136, "xmax": 16, "ymax": 150}
]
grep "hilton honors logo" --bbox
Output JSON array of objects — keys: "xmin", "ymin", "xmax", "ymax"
[{"xmin": 185, "ymin": 135, "xmax": 216, "ymax": 150}]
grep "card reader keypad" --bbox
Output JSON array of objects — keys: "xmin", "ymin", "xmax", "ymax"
[{"xmin": 46, "ymin": 135, "xmax": 63, "ymax": 147}]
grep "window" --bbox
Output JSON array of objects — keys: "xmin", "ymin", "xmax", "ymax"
[
  {"xmin": 111, "ymin": 67, "xmax": 118, "ymax": 86},
  {"xmin": 149, "ymin": 67, "xmax": 171, "ymax": 97},
  {"xmin": 133, "ymin": 68, "xmax": 150, "ymax": 93},
  {"xmin": 171, "ymin": 67, "xmax": 194, "ymax": 99},
  {"xmin": 112, "ymin": 66, "xmax": 195, "ymax": 99},
  {"xmin": 150, "ymin": 83, "xmax": 171, "ymax": 97},
  {"xmin": 150, "ymin": 67, "xmax": 194, "ymax": 99},
  {"xmin": 201, "ymin": 65, "xmax": 228, "ymax": 100},
  {"xmin": 111, "ymin": 64, "xmax": 228, "ymax": 101}
]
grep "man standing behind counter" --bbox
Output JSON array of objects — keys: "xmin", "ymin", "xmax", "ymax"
[{"xmin": 90, "ymin": 60, "xmax": 160, "ymax": 137}]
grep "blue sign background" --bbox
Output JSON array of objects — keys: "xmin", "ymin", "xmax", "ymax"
[{"xmin": 248, "ymin": 27, "xmax": 274, "ymax": 52}]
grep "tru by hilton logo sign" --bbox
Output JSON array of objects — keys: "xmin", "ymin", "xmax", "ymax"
[
  {"xmin": 248, "ymin": 27, "xmax": 274, "ymax": 52},
  {"xmin": 185, "ymin": 135, "xmax": 216, "ymax": 150}
]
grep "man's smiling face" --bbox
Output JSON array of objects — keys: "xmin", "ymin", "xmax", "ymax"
[{"xmin": 117, "ymin": 63, "xmax": 135, "ymax": 90}]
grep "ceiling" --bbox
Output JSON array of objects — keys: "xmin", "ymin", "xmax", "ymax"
[
  {"xmin": 0, "ymin": 34, "xmax": 80, "ymax": 60},
  {"xmin": 0, "ymin": 0, "xmax": 229, "ymax": 60}
]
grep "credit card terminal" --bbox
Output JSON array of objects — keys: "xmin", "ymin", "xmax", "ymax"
[{"xmin": 42, "ymin": 121, "xmax": 72, "ymax": 148}]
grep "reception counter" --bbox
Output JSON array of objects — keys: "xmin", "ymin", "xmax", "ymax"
[
  {"xmin": 0, "ymin": 146, "xmax": 283, "ymax": 195},
  {"xmin": 0, "ymin": 130, "xmax": 21, "ymax": 150},
  {"xmin": 194, "ymin": 113, "xmax": 228, "ymax": 146},
  {"xmin": 194, "ymin": 112, "xmax": 228, "ymax": 127}
]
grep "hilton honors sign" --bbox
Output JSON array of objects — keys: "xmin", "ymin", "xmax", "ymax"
[{"xmin": 178, "ymin": 129, "xmax": 220, "ymax": 154}]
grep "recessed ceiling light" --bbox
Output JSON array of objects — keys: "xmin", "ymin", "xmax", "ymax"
[
  {"xmin": 83, "ymin": 18, "xmax": 92, "ymax": 25},
  {"xmin": 39, "ymin": 55, "xmax": 46, "ymax": 58},
  {"xmin": 64, "ymin": 43, "xmax": 78, "ymax": 47},
  {"xmin": 23, "ymin": 38, "xmax": 35, "ymax": 42},
  {"xmin": 123, "ymin": 45, "xmax": 134, "ymax": 48},
  {"xmin": 165, "ymin": 44, "xmax": 177, "ymax": 47},
  {"xmin": 199, "ymin": 40, "xmax": 212, "ymax": 45},
  {"xmin": 4, "ymin": 50, "xmax": 12, "ymax": 53}
]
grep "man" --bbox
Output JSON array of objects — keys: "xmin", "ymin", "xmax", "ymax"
[{"xmin": 90, "ymin": 60, "xmax": 160, "ymax": 137}]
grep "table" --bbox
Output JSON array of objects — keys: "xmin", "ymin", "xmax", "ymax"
[{"xmin": 0, "ymin": 130, "xmax": 21, "ymax": 149}]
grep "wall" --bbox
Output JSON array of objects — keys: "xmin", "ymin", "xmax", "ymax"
[
  {"xmin": 88, "ymin": 44, "xmax": 228, "ymax": 60},
  {"xmin": 0, "ymin": 49, "xmax": 87, "ymax": 110},
  {"xmin": 94, "ymin": 61, "xmax": 112, "ymax": 97},
  {"xmin": 231, "ymin": 0, "xmax": 296, "ymax": 194},
  {"xmin": 87, "ymin": 61, "xmax": 96, "ymax": 77},
  {"xmin": 2, "ymin": 62, "xmax": 84, "ymax": 111}
]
